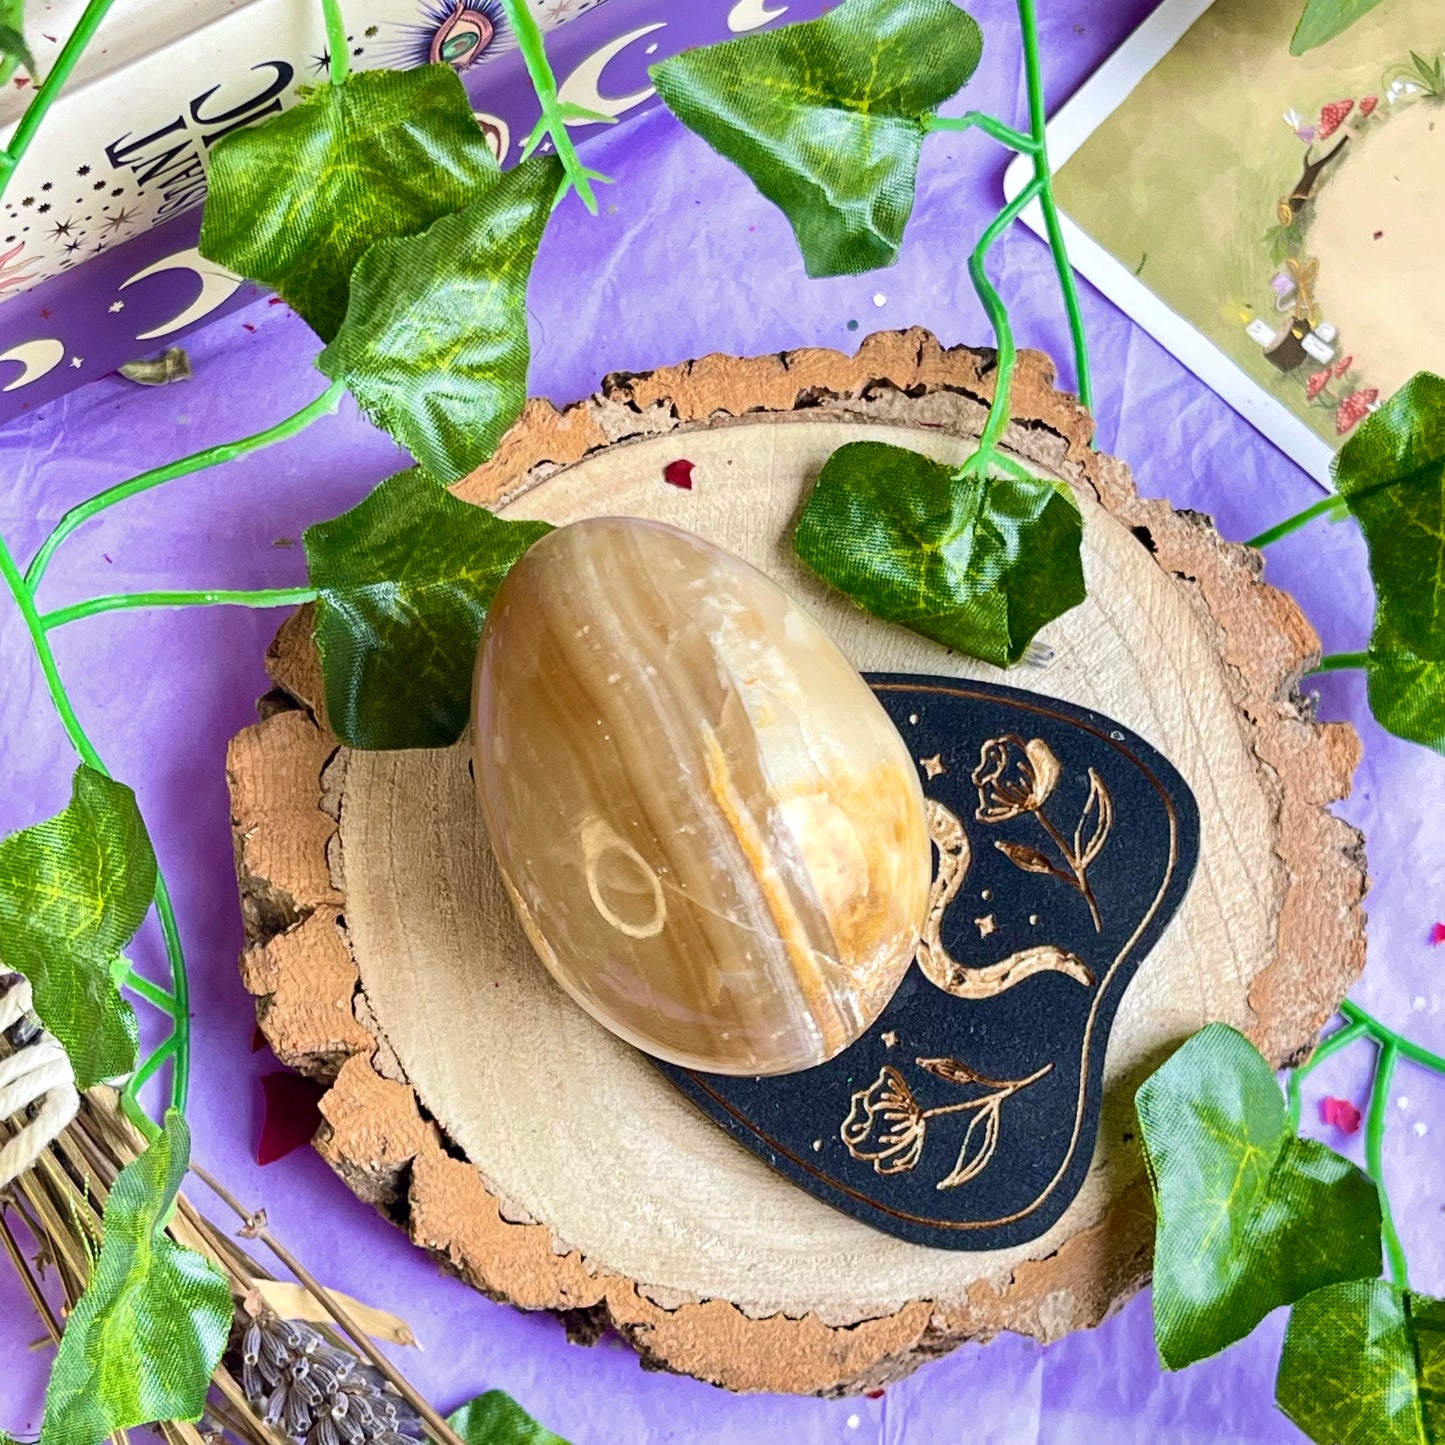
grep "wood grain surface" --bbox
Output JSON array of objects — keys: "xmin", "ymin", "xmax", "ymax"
[{"xmin": 227, "ymin": 330, "xmax": 1367, "ymax": 1395}]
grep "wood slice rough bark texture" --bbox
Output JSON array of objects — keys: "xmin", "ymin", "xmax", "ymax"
[{"xmin": 227, "ymin": 330, "xmax": 1368, "ymax": 1396}]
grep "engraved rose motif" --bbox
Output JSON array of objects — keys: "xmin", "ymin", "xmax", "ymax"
[
  {"xmin": 840, "ymin": 1067, "xmax": 928, "ymax": 1175},
  {"xmin": 841, "ymin": 1058, "xmax": 1053, "ymax": 1189},
  {"xmin": 970, "ymin": 735, "xmax": 1111, "ymax": 933},
  {"xmin": 972, "ymin": 735, "xmax": 1061, "ymax": 823}
]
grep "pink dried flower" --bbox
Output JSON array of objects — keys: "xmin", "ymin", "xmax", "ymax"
[{"xmin": 1321, "ymin": 1096, "xmax": 1362, "ymax": 1134}]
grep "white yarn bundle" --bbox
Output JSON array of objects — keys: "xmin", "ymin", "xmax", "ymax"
[{"xmin": 0, "ymin": 972, "xmax": 79, "ymax": 1190}]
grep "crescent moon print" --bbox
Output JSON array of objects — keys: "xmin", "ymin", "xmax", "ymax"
[
  {"xmin": 728, "ymin": 0, "xmax": 790, "ymax": 32},
  {"xmin": 0, "ymin": 337, "xmax": 65, "ymax": 391},
  {"xmin": 119, "ymin": 249, "xmax": 244, "ymax": 340},
  {"xmin": 558, "ymin": 24, "xmax": 666, "ymax": 121},
  {"xmin": 374, "ymin": 0, "xmax": 517, "ymax": 72}
]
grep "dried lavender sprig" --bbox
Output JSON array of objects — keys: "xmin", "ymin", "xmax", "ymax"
[{"xmin": 232, "ymin": 1307, "xmax": 424, "ymax": 1445}]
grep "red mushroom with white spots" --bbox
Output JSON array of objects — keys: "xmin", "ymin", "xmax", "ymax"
[
  {"xmin": 1318, "ymin": 99, "xmax": 1355, "ymax": 142},
  {"xmin": 1306, "ymin": 368, "xmax": 1335, "ymax": 404},
  {"xmin": 1358, "ymin": 96, "xmax": 1379, "ymax": 119},
  {"xmin": 1332, "ymin": 355, "xmax": 1355, "ymax": 380},
  {"xmin": 1336, "ymin": 388, "xmax": 1379, "ymax": 435}
]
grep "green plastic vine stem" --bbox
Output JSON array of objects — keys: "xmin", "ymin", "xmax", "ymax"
[
  {"xmin": 1287, "ymin": 1001, "xmax": 1445, "ymax": 1291},
  {"xmin": 1247, "ymin": 494, "xmax": 1349, "ymax": 549},
  {"xmin": 26, "ymin": 381, "xmax": 345, "ymax": 590},
  {"xmin": 935, "ymin": 0, "xmax": 1094, "ymax": 483},
  {"xmin": 1312, "ymin": 651, "xmax": 1368, "ymax": 675},
  {"xmin": 321, "ymin": 0, "xmax": 350, "ymax": 86},
  {"xmin": 498, "ymin": 0, "xmax": 613, "ymax": 213},
  {"xmin": 0, "ymin": 0, "xmax": 117, "ymax": 178},
  {"xmin": 41, "ymin": 586, "xmax": 319, "ymax": 631}
]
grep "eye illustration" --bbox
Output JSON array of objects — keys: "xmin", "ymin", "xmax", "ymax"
[{"xmin": 380, "ymin": 0, "xmax": 516, "ymax": 74}]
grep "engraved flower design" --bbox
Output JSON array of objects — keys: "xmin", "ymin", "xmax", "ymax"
[
  {"xmin": 840, "ymin": 1066, "xmax": 927, "ymax": 1175},
  {"xmin": 841, "ymin": 1058, "xmax": 1053, "ymax": 1190},
  {"xmin": 972, "ymin": 735, "xmax": 1061, "ymax": 823},
  {"xmin": 971, "ymin": 735, "xmax": 1112, "ymax": 933}
]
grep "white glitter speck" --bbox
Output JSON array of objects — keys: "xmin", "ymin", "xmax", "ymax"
[
  {"xmin": 1414, "ymin": 1121, "xmax": 1428, "ymax": 1138},
  {"xmin": 1414, "ymin": 997, "xmax": 1428, "ymax": 1011},
  {"xmin": 872, "ymin": 293, "xmax": 887, "ymax": 307},
  {"xmin": 846, "ymin": 1416, "xmax": 861, "ymax": 1430},
  {"xmin": 1397, "ymin": 1096, "xmax": 1410, "ymax": 1110}
]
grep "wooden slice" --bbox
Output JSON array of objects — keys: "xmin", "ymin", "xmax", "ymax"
[{"xmin": 228, "ymin": 329, "xmax": 1368, "ymax": 1395}]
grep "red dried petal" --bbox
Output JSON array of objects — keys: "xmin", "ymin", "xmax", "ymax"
[
  {"xmin": 663, "ymin": 458, "xmax": 695, "ymax": 491},
  {"xmin": 1320, "ymin": 1096, "xmax": 1362, "ymax": 1134},
  {"xmin": 256, "ymin": 1070, "xmax": 326, "ymax": 1166},
  {"xmin": 1430, "ymin": 922, "xmax": 1445, "ymax": 946}
]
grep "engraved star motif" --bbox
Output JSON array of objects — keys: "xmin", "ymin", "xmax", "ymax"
[
  {"xmin": 920, "ymin": 754, "xmax": 947, "ymax": 779},
  {"xmin": 974, "ymin": 914, "xmax": 998, "ymax": 938},
  {"xmin": 48, "ymin": 217, "xmax": 75, "ymax": 239},
  {"xmin": 62, "ymin": 238, "xmax": 83, "ymax": 253},
  {"xmin": 100, "ymin": 206, "xmax": 137, "ymax": 235}
]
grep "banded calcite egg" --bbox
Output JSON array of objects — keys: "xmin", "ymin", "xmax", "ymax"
[{"xmin": 471, "ymin": 516, "xmax": 931, "ymax": 1076}]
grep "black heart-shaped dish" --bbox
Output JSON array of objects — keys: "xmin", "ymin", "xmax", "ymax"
[{"xmin": 656, "ymin": 674, "xmax": 1200, "ymax": 1251}]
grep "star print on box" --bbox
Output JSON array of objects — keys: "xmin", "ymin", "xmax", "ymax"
[{"xmin": 657, "ymin": 674, "xmax": 1201, "ymax": 1251}]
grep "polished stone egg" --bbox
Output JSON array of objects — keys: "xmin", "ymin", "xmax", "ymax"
[{"xmin": 472, "ymin": 516, "xmax": 931, "ymax": 1075}]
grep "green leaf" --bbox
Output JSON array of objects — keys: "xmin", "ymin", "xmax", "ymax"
[
  {"xmin": 1135, "ymin": 1024, "xmax": 1383, "ymax": 1370},
  {"xmin": 0, "ymin": 767, "xmax": 156, "ymax": 1090},
  {"xmin": 1291, "ymin": 0, "xmax": 1388, "ymax": 55},
  {"xmin": 1332, "ymin": 372, "xmax": 1445, "ymax": 755},
  {"xmin": 40, "ymin": 1111, "xmax": 232, "ymax": 1445},
  {"xmin": 317, "ymin": 156, "xmax": 560, "ymax": 485},
  {"xmin": 1276, "ymin": 1280, "xmax": 1445, "ymax": 1443},
  {"xmin": 792, "ymin": 440, "xmax": 1085, "ymax": 667},
  {"xmin": 448, "ymin": 1389, "xmax": 572, "ymax": 1445},
  {"xmin": 651, "ymin": 0, "xmax": 983, "ymax": 277},
  {"xmin": 0, "ymin": 21, "xmax": 36, "ymax": 76},
  {"xmin": 304, "ymin": 468, "xmax": 552, "ymax": 750},
  {"xmin": 199, "ymin": 65, "xmax": 502, "ymax": 341}
]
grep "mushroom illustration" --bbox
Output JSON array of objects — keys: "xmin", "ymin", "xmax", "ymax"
[
  {"xmin": 1318, "ymin": 98, "xmax": 1355, "ymax": 141},
  {"xmin": 1332, "ymin": 354, "xmax": 1355, "ymax": 380},
  {"xmin": 1358, "ymin": 95, "xmax": 1379, "ymax": 119},
  {"xmin": 1306, "ymin": 368, "xmax": 1335, "ymax": 404},
  {"xmin": 1336, "ymin": 389, "xmax": 1379, "ymax": 435}
]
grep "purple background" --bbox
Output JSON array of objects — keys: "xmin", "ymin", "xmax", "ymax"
[{"xmin": 3, "ymin": 2, "xmax": 1443, "ymax": 1441}]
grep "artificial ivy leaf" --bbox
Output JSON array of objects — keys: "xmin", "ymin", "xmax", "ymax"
[
  {"xmin": 1135, "ymin": 1024, "xmax": 1383, "ymax": 1370},
  {"xmin": 0, "ymin": 21, "xmax": 35, "ymax": 77},
  {"xmin": 0, "ymin": 767, "xmax": 155, "ymax": 1090},
  {"xmin": 40, "ymin": 1111, "xmax": 232, "ymax": 1445},
  {"xmin": 1367, "ymin": 641, "xmax": 1445, "ymax": 755},
  {"xmin": 199, "ymin": 65, "xmax": 502, "ymax": 341},
  {"xmin": 1291, "ymin": 0, "xmax": 1388, "ymax": 55},
  {"xmin": 1276, "ymin": 1280, "xmax": 1445, "ymax": 1443},
  {"xmin": 792, "ymin": 440, "xmax": 1085, "ymax": 667},
  {"xmin": 1333, "ymin": 372, "xmax": 1445, "ymax": 755},
  {"xmin": 449, "ymin": 1389, "xmax": 572, "ymax": 1445},
  {"xmin": 318, "ymin": 156, "xmax": 560, "ymax": 485},
  {"xmin": 304, "ymin": 468, "xmax": 552, "ymax": 750},
  {"xmin": 651, "ymin": 0, "xmax": 983, "ymax": 277}
]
